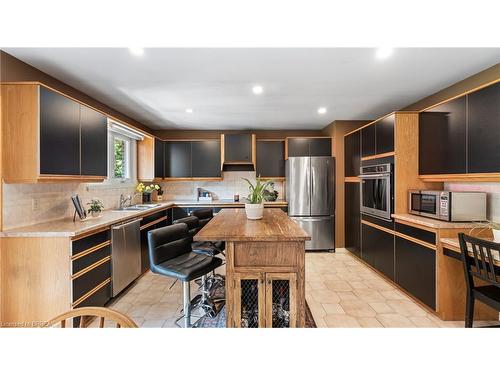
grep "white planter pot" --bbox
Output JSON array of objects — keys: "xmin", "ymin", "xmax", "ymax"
[
  {"xmin": 493, "ymin": 229, "xmax": 500, "ymax": 243},
  {"xmin": 245, "ymin": 203, "xmax": 264, "ymax": 220}
]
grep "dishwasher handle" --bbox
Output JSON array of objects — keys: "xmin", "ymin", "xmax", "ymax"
[{"xmin": 111, "ymin": 218, "xmax": 142, "ymax": 230}]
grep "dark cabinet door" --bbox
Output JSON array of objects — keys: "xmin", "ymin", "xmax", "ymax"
[
  {"xmin": 192, "ymin": 140, "xmax": 221, "ymax": 177},
  {"xmin": 224, "ymin": 134, "xmax": 252, "ymax": 162},
  {"xmin": 80, "ymin": 105, "xmax": 108, "ymax": 177},
  {"xmin": 376, "ymin": 114, "xmax": 394, "ymax": 154},
  {"xmin": 361, "ymin": 223, "xmax": 395, "ymax": 280},
  {"xmin": 344, "ymin": 131, "xmax": 360, "ymax": 177},
  {"xmin": 309, "ymin": 138, "xmax": 332, "ymax": 156},
  {"xmin": 468, "ymin": 82, "xmax": 500, "ymax": 173},
  {"xmin": 256, "ymin": 140, "xmax": 285, "ymax": 177},
  {"xmin": 395, "ymin": 237, "xmax": 436, "ymax": 309},
  {"xmin": 345, "ymin": 182, "xmax": 361, "ymax": 258},
  {"xmin": 39, "ymin": 87, "xmax": 81, "ymax": 175},
  {"xmin": 419, "ymin": 96, "xmax": 467, "ymax": 175},
  {"xmin": 287, "ymin": 138, "xmax": 310, "ymax": 157},
  {"xmin": 154, "ymin": 139, "xmax": 165, "ymax": 178},
  {"xmin": 361, "ymin": 125, "xmax": 376, "ymax": 158},
  {"xmin": 165, "ymin": 141, "xmax": 191, "ymax": 177}
]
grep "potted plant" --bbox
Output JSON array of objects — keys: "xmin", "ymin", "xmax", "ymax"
[
  {"xmin": 471, "ymin": 220, "xmax": 500, "ymax": 243},
  {"xmin": 87, "ymin": 199, "xmax": 104, "ymax": 218},
  {"xmin": 242, "ymin": 176, "xmax": 272, "ymax": 220},
  {"xmin": 136, "ymin": 183, "xmax": 160, "ymax": 203},
  {"xmin": 156, "ymin": 185, "xmax": 164, "ymax": 201}
]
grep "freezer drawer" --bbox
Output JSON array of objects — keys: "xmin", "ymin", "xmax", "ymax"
[{"xmin": 291, "ymin": 216, "xmax": 335, "ymax": 251}]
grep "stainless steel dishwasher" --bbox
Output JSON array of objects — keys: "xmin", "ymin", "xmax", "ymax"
[{"xmin": 111, "ymin": 218, "xmax": 141, "ymax": 296}]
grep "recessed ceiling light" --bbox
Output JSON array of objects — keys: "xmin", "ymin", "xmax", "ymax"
[
  {"xmin": 376, "ymin": 47, "xmax": 393, "ymax": 59},
  {"xmin": 252, "ymin": 85, "xmax": 264, "ymax": 95},
  {"xmin": 317, "ymin": 107, "xmax": 327, "ymax": 115},
  {"xmin": 185, "ymin": 108, "xmax": 193, "ymax": 113},
  {"xmin": 129, "ymin": 47, "xmax": 144, "ymax": 56}
]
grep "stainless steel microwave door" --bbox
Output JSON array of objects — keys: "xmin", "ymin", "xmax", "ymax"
[
  {"xmin": 310, "ymin": 157, "xmax": 334, "ymax": 216},
  {"xmin": 286, "ymin": 157, "xmax": 311, "ymax": 216}
]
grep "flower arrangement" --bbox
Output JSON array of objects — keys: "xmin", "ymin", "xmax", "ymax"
[
  {"xmin": 136, "ymin": 183, "xmax": 160, "ymax": 193},
  {"xmin": 87, "ymin": 199, "xmax": 104, "ymax": 217},
  {"xmin": 136, "ymin": 183, "xmax": 160, "ymax": 204}
]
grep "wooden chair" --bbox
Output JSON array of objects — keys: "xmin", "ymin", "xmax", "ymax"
[
  {"xmin": 458, "ymin": 233, "xmax": 500, "ymax": 328},
  {"xmin": 48, "ymin": 307, "xmax": 138, "ymax": 328}
]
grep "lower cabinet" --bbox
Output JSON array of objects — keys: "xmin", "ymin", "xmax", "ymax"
[
  {"xmin": 361, "ymin": 223, "xmax": 395, "ymax": 281},
  {"xmin": 395, "ymin": 236, "xmax": 436, "ymax": 310},
  {"xmin": 232, "ymin": 272, "xmax": 297, "ymax": 328},
  {"xmin": 71, "ymin": 229, "xmax": 112, "ymax": 327}
]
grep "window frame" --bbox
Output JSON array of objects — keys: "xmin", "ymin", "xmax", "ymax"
[{"xmin": 106, "ymin": 130, "xmax": 137, "ymax": 186}]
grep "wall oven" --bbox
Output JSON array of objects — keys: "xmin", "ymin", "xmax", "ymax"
[{"xmin": 360, "ymin": 163, "xmax": 393, "ymax": 221}]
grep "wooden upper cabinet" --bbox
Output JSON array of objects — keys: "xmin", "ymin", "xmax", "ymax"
[
  {"xmin": 376, "ymin": 114, "xmax": 395, "ymax": 154},
  {"xmin": 467, "ymin": 82, "xmax": 500, "ymax": 174},
  {"xmin": 344, "ymin": 131, "xmax": 360, "ymax": 177},
  {"xmin": 191, "ymin": 140, "xmax": 221, "ymax": 178},
  {"xmin": 419, "ymin": 96, "xmax": 467, "ymax": 175},
  {"xmin": 39, "ymin": 86, "xmax": 81, "ymax": 176},
  {"xmin": 361, "ymin": 124, "xmax": 376, "ymax": 158},
  {"xmin": 224, "ymin": 134, "xmax": 253, "ymax": 162},
  {"xmin": 154, "ymin": 138, "xmax": 165, "ymax": 179},
  {"xmin": 80, "ymin": 105, "xmax": 108, "ymax": 177},
  {"xmin": 2, "ymin": 84, "xmax": 107, "ymax": 182},
  {"xmin": 286, "ymin": 137, "xmax": 332, "ymax": 158},
  {"xmin": 256, "ymin": 140, "xmax": 285, "ymax": 178}
]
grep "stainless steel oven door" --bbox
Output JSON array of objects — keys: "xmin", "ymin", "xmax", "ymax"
[{"xmin": 360, "ymin": 173, "xmax": 392, "ymax": 220}]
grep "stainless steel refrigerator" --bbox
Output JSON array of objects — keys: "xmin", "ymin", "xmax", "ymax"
[{"xmin": 286, "ymin": 157, "xmax": 335, "ymax": 251}]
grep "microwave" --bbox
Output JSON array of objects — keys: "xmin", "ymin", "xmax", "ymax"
[{"xmin": 408, "ymin": 190, "xmax": 486, "ymax": 222}]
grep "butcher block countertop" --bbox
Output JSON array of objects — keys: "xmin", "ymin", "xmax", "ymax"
[{"xmin": 194, "ymin": 208, "xmax": 311, "ymax": 242}]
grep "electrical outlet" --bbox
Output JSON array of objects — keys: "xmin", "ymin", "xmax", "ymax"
[{"xmin": 32, "ymin": 198, "xmax": 40, "ymax": 211}]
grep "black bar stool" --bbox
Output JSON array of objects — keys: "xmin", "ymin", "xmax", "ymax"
[
  {"xmin": 458, "ymin": 233, "xmax": 500, "ymax": 328},
  {"xmin": 191, "ymin": 208, "xmax": 225, "ymax": 254},
  {"xmin": 147, "ymin": 223, "xmax": 222, "ymax": 327}
]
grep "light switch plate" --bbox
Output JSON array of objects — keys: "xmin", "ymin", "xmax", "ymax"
[{"xmin": 32, "ymin": 198, "xmax": 40, "ymax": 211}]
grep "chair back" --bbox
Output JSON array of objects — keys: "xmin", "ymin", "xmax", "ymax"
[
  {"xmin": 148, "ymin": 224, "xmax": 192, "ymax": 272},
  {"xmin": 48, "ymin": 307, "xmax": 138, "ymax": 328},
  {"xmin": 192, "ymin": 208, "xmax": 214, "ymax": 228},
  {"xmin": 458, "ymin": 233, "xmax": 500, "ymax": 289},
  {"xmin": 173, "ymin": 216, "xmax": 200, "ymax": 238}
]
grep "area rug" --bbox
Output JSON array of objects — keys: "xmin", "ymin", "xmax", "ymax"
[{"xmin": 197, "ymin": 301, "xmax": 317, "ymax": 328}]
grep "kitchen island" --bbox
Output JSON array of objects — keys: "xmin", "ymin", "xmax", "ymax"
[{"xmin": 194, "ymin": 208, "xmax": 310, "ymax": 328}]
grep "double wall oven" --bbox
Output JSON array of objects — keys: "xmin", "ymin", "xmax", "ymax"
[{"xmin": 359, "ymin": 163, "xmax": 393, "ymax": 221}]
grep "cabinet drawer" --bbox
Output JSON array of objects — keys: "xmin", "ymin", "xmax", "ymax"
[
  {"xmin": 395, "ymin": 222, "xmax": 436, "ymax": 246},
  {"xmin": 72, "ymin": 280, "xmax": 112, "ymax": 327},
  {"xmin": 72, "ymin": 244, "xmax": 111, "ymax": 274},
  {"xmin": 141, "ymin": 210, "xmax": 167, "ymax": 226},
  {"xmin": 72, "ymin": 258, "xmax": 111, "ymax": 303},
  {"xmin": 233, "ymin": 242, "xmax": 300, "ymax": 268},
  {"xmin": 72, "ymin": 230, "xmax": 110, "ymax": 256}
]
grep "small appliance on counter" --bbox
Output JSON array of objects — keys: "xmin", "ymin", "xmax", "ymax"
[
  {"xmin": 197, "ymin": 188, "xmax": 213, "ymax": 202},
  {"xmin": 408, "ymin": 190, "xmax": 487, "ymax": 222}
]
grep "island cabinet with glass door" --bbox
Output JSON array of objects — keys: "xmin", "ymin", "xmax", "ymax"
[{"xmin": 194, "ymin": 208, "xmax": 311, "ymax": 328}]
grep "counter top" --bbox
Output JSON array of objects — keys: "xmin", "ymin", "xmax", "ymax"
[
  {"xmin": 441, "ymin": 237, "xmax": 500, "ymax": 264},
  {"xmin": 1, "ymin": 200, "xmax": 288, "ymax": 238},
  {"xmin": 392, "ymin": 213, "xmax": 480, "ymax": 230},
  {"xmin": 194, "ymin": 208, "xmax": 311, "ymax": 242}
]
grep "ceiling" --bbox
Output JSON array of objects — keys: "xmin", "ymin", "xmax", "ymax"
[{"xmin": 3, "ymin": 48, "xmax": 499, "ymax": 130}]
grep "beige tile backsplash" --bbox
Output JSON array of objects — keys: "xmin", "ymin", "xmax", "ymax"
[
  {"xmin": 160, "ymin": 171, "xmax": 284, "ymax": 201},
  {"xmin": 2, "ymin": 171, "xmax": 284, "ymax": 230}
]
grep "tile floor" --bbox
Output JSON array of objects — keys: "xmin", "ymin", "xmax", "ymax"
[{"xmin": 103, "ymin": 248, "xmax": 499, "ymax": 328}]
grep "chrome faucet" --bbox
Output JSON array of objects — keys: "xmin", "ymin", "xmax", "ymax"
[{"xmin": 119, "ymin": 192, "xmax": 142, "ymax": 210}]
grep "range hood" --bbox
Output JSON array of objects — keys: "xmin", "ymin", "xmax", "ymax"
[{"xmin": 222, "ymin": 162, "xmax": 255, "ymax": 172}]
